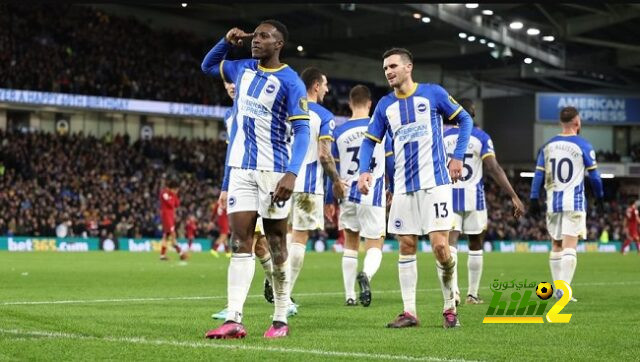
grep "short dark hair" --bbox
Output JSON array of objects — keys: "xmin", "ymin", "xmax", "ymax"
[
  {"xmin": 382, "ymin": 47, "xmax": 413, "ymax": 64},
  {"xmin": 300, "ymin": 67, "xmax": 325, "ymax": 91},
  {"xmin": 349, "ymin": 85, "xmax": 371, "ymax": 107},
  {"xmin": 458, "ymin": 98, "xmax": 474, "ymax": 113},
  {"xmin": 166, "ymin": 177, "xmax": 179, "ymax": 189},
  {"xmin": 560, "ymin": 106, "xmax": 579, "ymax": 123},
  {"xmin": 260, "ymin": 19, "xmax": 289, "ymax": 43}
]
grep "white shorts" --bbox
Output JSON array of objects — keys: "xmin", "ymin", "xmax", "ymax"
[
  {"xmin": 289, "ymin": 192, "xmax": 324, "ymax": 231},
  {"xmin": 227, "ymin": 168, "xmax": 291, "ymax": 220},
  {"xmin": 388, "ymin": 184, "xmax": 454, "ymax": 235},
  {"xmin": 452, "ymin": 210, "xmax": 488, "ymax": 235},
  {"xmin": 546, "ymin": 211, "xmax": 587, "ymax": 241},
  {"xmin": 339, "ymin": 201, "xmax": 386, "ymax": 239}
]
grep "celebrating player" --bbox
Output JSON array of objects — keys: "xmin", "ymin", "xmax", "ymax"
[
  {"xmin": 201, "ymin": 20, "xmax": 310, "ymax": 339},
  {"xmin": 159, "ymin": 178, "xmax": 188, "ymax": 261},
  {"xmin": 287, "ymin": 67, "xmax": 343, "ymax": 312},
  {"xmin": 622, "ymin": 199, "xmax": 640, "ymax": 255},
  {"xmin": 357, "ymin": 48, "xmax": 473, "ymax": 328},
  {"xmin": 530, "ymin": 106, "xmax": 604, "ymax": 301},
  {"xmin": 443, "ymin": 99, "xmax": 524, "ymax": 305},
  {"xmin": 328, "ymin": 84, "xmax": 394, "ymax": 307}
]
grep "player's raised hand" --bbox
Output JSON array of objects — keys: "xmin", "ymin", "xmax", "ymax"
[
  {"xmin": 272, "ymin": 172, "xmax": 296, "ymax": 204},
  {"xmin": 357, "ymin": 172, "xmax": 373, "ymax": 195},
  {"xmin": 332, "ymin": 179, "xmax": 348, "ymax": 201},
  {"xmin": 511, "ymin": 195, "xmax": 525, "ymax": 218},
  {"xmin": 448, "ymin": 159, "xmax": 463, "ymax": 183},
  {"xmin": 225, "ymin": 28, "xmax": 254, "ymax": 46}
]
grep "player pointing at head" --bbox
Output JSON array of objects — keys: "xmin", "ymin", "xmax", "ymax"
[
  {"xmin": 201, "ymin": 20, "xmax": 310, "ymax": 339},
  {"xmin": 357, "ymin": 48, "xmax": 473, "ymax": 329}
]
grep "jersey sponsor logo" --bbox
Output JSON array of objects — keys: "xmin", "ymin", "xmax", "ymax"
[
  {"xmin": 265, "ymin": 83, "xmax": 276, "ymax": 94},
  {"xmin": 416, "ymin": 103, "xmax": 427, "ymax": 113},
  {"xmin": 396, "ymin": 123, "xmax": 429, "ymax": 142},
  {"xmin": 228, "ymin": 196, "xmax": 237, "ymax": 207},
  {"xmin": 239, "ymin": 97, "xmax": 271, "ymax": 119},
  {"xmin": 299, "ymin": 97, "xmax": 309, "ymax": 112}
]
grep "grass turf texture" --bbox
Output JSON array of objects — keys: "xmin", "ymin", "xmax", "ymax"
[{"xmin": 1, "ymin": 251, "xmax": 638, "ymax": 361}]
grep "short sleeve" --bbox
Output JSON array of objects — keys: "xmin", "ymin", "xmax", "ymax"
[
  {"xmin": 286, "ymin": 77, "xmax": 310, "ymax": 122},
  {"xmin": 481, "ymin": 132, "xmax": 495, "ymax": 159},
  {"xmin": 581, "ymin": 141, "xmax": 597, "ymax": 170},
  {"xmin": 319, "ymin": 110, "xmax": 335, "ymax": 141},
  {"xmin": 433, "ymin": 85, "xmax": 464, "ymax": 122},
  {"xmin": 535, "ymin": 148, "xmax": 545, "ymax": 171},
  {"xmin": 365, "ymin": 102, "xmax": 388, "ymax": 143}
]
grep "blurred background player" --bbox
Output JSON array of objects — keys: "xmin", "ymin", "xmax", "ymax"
[
  {"xmin": 201, "ymin": 20, "xmax": 310, "ymax": 339},
  {"xmin": 210, "ymin": 199, "xmax": 230, "ymax": 258},
  {"xmin": 622, "ymin": 199, "xmax": 640, "ymax": 255},
  {"xmin": 443, "ymin": 99, "xmax": 525, "ymax": 305},
  {"xmin": 159, "ymin": 178, "xmax": 188, "ymax": 261},
  {"xmin": 185, "ymin": 214, "xmax": 197, "ymax": 252},
  {"xmin": 328, "ymin": 84, "xmax": 394, "ymax": 307},
  {"xmin": 358, "ymin": 47, "xmax": 473, "ymax": 329},
  {"xmin": 530, "ymin": 106, "xmax": 604, "ymax": 302},
  {"xmin": 287, "ymin": 66, "xmax": 343, "ymax": 315}
]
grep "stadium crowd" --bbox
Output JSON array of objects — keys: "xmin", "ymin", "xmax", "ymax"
[
  {"xmin": 0, "ymin": 129, "xmax": 631, "ymax": 242},
  {"xmin": 0, "ymin": 129, "xmax": 225, "ymax": 239}
]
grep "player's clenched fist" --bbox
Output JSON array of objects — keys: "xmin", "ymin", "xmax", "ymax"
[
  {"xmin": 357, "ymin": 172, "xmax": 373, "ymax": 195},
  {"xmin": 225, "ymin": 28, "xmax": 254, "ymax": 46}
]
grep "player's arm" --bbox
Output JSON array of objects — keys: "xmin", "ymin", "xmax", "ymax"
[
  {"xmin": 582, "ymin": 143, "xmax": 605, "ymax": 213},
  {"xmin": 318, "ymin": 116, "xmax": 344, "ymax": 199},
  {"xmin": 272, "ymin": 79, "xmax": 311, "ymax": 203},
  {"xmin": 529, "ymin": 148, "xmax": 545, "ymax": 216},
  {"xmin": 434, "ymin": 86, "xmax": 472, "ymax": 181},
  {"xmin": 384, "ymin": 134, "xmax": 395, "ymax": 194},
  {"xmin": 483, "ymin": 155, "xmax": 524, "ymax": 218},
  {"xmin": 201, "ymin": 28, "xmax": 252, "ymax": 80},
  {"xmin": 358, "ymin": 105, "xmax": 387, "ymax": 195}
]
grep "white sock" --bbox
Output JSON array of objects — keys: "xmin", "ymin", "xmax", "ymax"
[
  {"xmin": 258, "ymin": 253, "xmax": 274, "ymax": 283},
  {"xmin": 549, "ymin": 251, "xmax": 562, "ymax": 288},
  {"xmin": 436, "ymin": 256, "xmax": 456, "ymax": 312},
  {"xmin": 560, "ymin": 248, "xmax": 577, "ymax": 286},
  {"xmin": 449, "ymin": 246, "xmax": 459, "ymax": 299},
  {"xmin": 363, "ymin": 247, "xmax": 382, "ymax": 281},
  {"xmin": 288, "ymin": 243, "xmax": 306, "ymax": 294},
  {"xmin": 272, "ymin": 261, "xmax": 290, "ymax": 323},
  {"xmin": 225, "ymin": 253, "xmax": 255, "ymax": 323},
  {"xmin": 467, "ymin": 250, "xmax": 483, "ymax": 297},
  {"xmin": 342, "ymin": 249, "xmax": 358, "ymax": 300},
  {"xmin": 398, "ymin": 254, "xmax": 417, "ymax": 316}
]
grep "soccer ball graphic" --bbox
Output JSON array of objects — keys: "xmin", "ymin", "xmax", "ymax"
[{"xmin": 536, "ymin": 282, "xmax": 554, "ymax": 300}]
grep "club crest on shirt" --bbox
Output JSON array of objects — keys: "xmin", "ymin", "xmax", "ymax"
[
  {"xmin": 266, "ymin": 83, "xmax": 276, "ymax": 94},
  {"xmin": 416, "ymin": 103, "xmax": 427, "ymax": 113},
  {"xmin": 299, "ymin": 97, "xmax": 309, "ymax": 112}
]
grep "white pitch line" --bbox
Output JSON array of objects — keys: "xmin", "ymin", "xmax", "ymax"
[
  {"xmin": 2, "ymin": 280, "xmax": 638, "ymax": 306},
  {"xmin": 0, "ymin": 328, "xmax": 472, "ymax": 362}
]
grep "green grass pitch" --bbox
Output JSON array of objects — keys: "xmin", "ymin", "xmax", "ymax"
[{"xmin": 1, "ymin": 251, "xmax": 638, "ymax": 361}]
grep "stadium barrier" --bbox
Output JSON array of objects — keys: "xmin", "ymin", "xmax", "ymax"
[{"xmin": 0, "ymin": 237, "xmax": 632, "ymax": 253}]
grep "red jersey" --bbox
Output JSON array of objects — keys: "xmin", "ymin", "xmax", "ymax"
[
  {"xmin": 186, "ymin": 219, "xmax": 197, "ymax": 239},
  {"xmin": 160, "ymin": 188, "xmax": 179, "ymax": 233},
  {"xmin": 212, "ymin": 203, "xmax": 229, "ymax": 235},
  {"xmin": 626, "ymin": 205, "xmax": 639, "ymax": 236}
]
